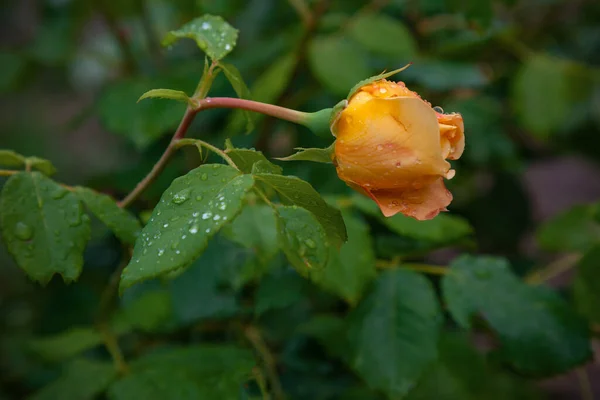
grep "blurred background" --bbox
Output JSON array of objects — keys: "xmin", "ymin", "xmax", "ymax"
[{"xmin": 1, "ymin": 0, "xmax": 599, "ymax": 398}]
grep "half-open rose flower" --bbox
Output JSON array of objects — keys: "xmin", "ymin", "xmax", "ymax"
[{"xmin": 332, "ymin": 79, "xmax": 464, "ymax": 220}]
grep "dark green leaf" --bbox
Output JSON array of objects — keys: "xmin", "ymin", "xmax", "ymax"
[
  {"xmin": 308, "ymin": 35, "xmax": 371, "ymax": 96},
  {"xmin": 108, "ymin": 345, "xmax": 254, "ymax": 400},
  {"xmin": 0, "ymin": 52, "xmax": 25, "ymax": 93},
  {"xmin": 406, "ymin": 334, "xmax": 540, "ymax": 400},
  {"xmin": 442, "ymin": 255, "xmax": 592, "ymax": 376},
  {"xmin": 98, "ymin": 78, "xmax": 185, "ymax": 149},
  {"xmin": 29, "ymin": 328, "xmax": 103, "ymax": 361},
  {"xmin": 75, "ymin": 187, "xmax": 142, "ymax": 245},
  {"xmin": 255, "ymin": 173, "xmax": 347, "ymax": 246},
  {"xmin": 169, "ymin": 238, "xmax": 240, "ymax": 324},
  {"xmin": 573, "ymin": 245, "xmax": 600, "ymax": 324},
  {"xmin": 0, "ymin": 172, "xmax": 90, "ymax": 284},
  {"xmin": 349, "ymin": 13, "xmax": 416, "ymax": 58},
  {"xmin": 255, "ymin": 269, "xmax": 307, "ymax": 315},
  {"xmin": 26, "ymin": 157, "xmax": 57, "ymax": 176},
  {"xmin": 0, "ymin": 149, "xmax": 26, "ymax": 168},
  {"xmin": 222, "ymin": 204, "xmax": 279, "ymax": 261},
  {"xmin": 112, "ymin": 291, "xmax": 173, "ymax": 332},
  {"xmin": 220, "ymin": 62, "xmax": 254, "ymax": 132},
  {"xmin": 162, "ymin": 15, "xmax": 238, "ymax": 61},
  {"xmin": 353, "ymin": 194, "xmax": 472, "ymax": 243},
  {"xmin": 347, "ymin": 269, "xmax": 442, "ymax": 398},
  {"xmin": 30, "ymin": 359, "xmax": 117, "ymax": 400},
  {"xmin": 512, "ymin": 55, "xmax": 570, "ymax": 139},
  {"xmin": 277, "ymin": 206, "xmax": 330, "ymax": 272},
  {"xmin": 537, "ymin": 203, "xmax": 600, "ymax": 252},
  {"xmin": 309, "ymin": 213, "xmax": 376, "ymax": 305},
  {"xmin": 137, "ymin": 89, "xmax": 192, "ymax": 105},
  {"xmin": 276, "ymin": 143, "xmax": 334, "ymax": 164},
  {"xmin": 226, "ymin": 148, "xmax": 282, "ymax": 174},
  {"xmin": 120, "ymin": 165, "xmax": 254, "ymax": 291},
  {"xmin": 299, "ymin": 315, "xmax": 349, "ymax": 361}
]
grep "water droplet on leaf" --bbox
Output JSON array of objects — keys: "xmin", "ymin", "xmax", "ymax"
[
  {"xmin": 172, "ymin": 189, "xmax": 191, "ymax": 204},
  {"xmin": 14, "ymin": 222, "xmax": 33, "ymax": 241}
]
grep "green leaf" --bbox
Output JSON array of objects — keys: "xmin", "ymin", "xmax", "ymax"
[
  {"xmin": 112, "ymin": 291, "xmax": 173, "ymax": 332},
  {"xmin": 29, "ymin": 328, "xmax": 103, "ymax": 361},
  {"xmin": 308, "ymin": 213, "xmax": 376, "ymax": 305},
  {"xmin": 353, "ymin": 194, "xmax": 472, "ymax": 243},
  {"xmin": 346, "ymin": 64, "xmax": 412, "ymax": 100},
  {"xmin": 75, "ymin": 187, "xmax": 141, "ymax": 245},
  {"xmin": 276, "ymin": 143, "xmax": 334, "ymax": 164},
  {"xmin": 222, "ymin": 204, "xmax": 279, "ymax": 261},
  {"xmin": 537, "ymin": 203, "xmax": 600, "ymax": 253},
  {"xmin": 108, "ymin": 345, "xmax": 254, "ymax": 400},
  {"xmin": 512, "ymin": 55, "xmax": 570, "ymax": 139},
  {"xmin": 406, "ymin": 334, "xmax": 540, "ymax": 400},
  {"xmin": 30, "ymin": 359, "xmax": 116, "ymax": 400},
  {"xmin": 169, "ymin": 239, "xmax": 240, "ymax": 324},
  {"xmin": 0, "ymin": 149, "xmax": 26, "ymax": 168},
  {"xmin": 308, "ymin": 35, "xmax": 371, "ymax": 96},
  {"xmin": 299, "ymin": 315, "xmax": 349, "ymax": 361},
  {"xmin": 226, "ymin": 53, "xmax": 297, "ymax": 134},
  {"xmin": 26, "ymin": 157, "xmax": 57, "ymax": 176},
  {"xmin": 0, "ymin": 172, "xmax": 90, "ymax": 284},
  {"xmin": 442, "ymin": 255, "xmax": 592, "ymax": 376},
  {"xmin": 137, "ymin": 89, "xmax": 192, "ymax": 105},
  {"xmin": 349, "ymin": 13, "xmax": 416, "ymax": 58},
  {"xmin": 98, "ymin": 78, "xmax": 185, "ymax": 149},
  {"xmin": 225, "ymin": 147, "xmax": 282, "ymax": 174},
  {"xmin": 255, "ymin": 269, "xmax": 307, "ymax": 315},
  {"xmin": 162, "ymin": 15, "xmax": 238, "ymax": 61},
  {"xmin": 277, "ymin": 206, "xmax": 330, "ymax": 272},
  {"xmin": 220, "ymin": 62, "xmax": 254, "ymax": 132},
  {"xmin": 573, "ymin": 245, "xmax": 600, "ymax": 324},
  {"xmin": 255, "ymin": 173, "xmax": 347, "ymax": 246},
  {"xmin": 120, "ymin": 165, "xmax": 254, "ymax": 291},
  {"xmin": 347, "ymin": 269, "xmax": 442, "ymax": 398}
]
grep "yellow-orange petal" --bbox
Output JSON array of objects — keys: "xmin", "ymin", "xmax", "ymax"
[
  {"xmin": 362, "ymin": 177, "xmax": 452, "ymax": 220},
  {"xmin": 437, "ymin": 112, "xmax": 465, "ymax": 160}
]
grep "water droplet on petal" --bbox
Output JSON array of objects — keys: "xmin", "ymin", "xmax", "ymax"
[
  {"xmin": 433, "ymin": 106, "xmax": 444, "ymax": 113},
  {"xmin": 14, "ymin": 222, "xmax": 33, "ymax": 241},
  {"xmin": 376, "ymin": 145, "xmax": 383, "ymax": 151}
]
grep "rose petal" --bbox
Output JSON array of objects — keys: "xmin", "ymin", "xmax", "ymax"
[
  {"xmin": 362, "ymin": 177, "xmax": 452, "ymax": 220},
  {"xmin": 437, "ymin": 112, "xmax": 465, "ymax": 160}
]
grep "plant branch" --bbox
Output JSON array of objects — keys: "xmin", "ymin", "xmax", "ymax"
[
  {"xmin": 524, "ymin": 253, "xmax": 581, "ymax": 285},
  {"xmin": 196, "ymin": 97, "xmax": 308, "ymax": 125},
  {"xmin": 0, "ymin": 170, "xmax": 19, "ymax": 177},
  {"xmin": 286, "ymin": 0, "xmax": 312, "ymax": 26},
  {"xmin": 118, "ymin": 107, "xmax": 197, "ymax": 208},
  {"xmin": 376, "ymin": 260, "xmax": 449, "ymax": 275},
  {"xmin": 244, "ymin": 325, "xmax": 285, "ymax": 400},
  {"xmin": 98, "ymin": 322, "xmax": 129, "ymax": 375}
]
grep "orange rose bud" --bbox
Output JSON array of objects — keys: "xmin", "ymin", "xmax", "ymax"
[{"xmin": 332, "ymin": 79, "xmax": 465, "ymax": 220}]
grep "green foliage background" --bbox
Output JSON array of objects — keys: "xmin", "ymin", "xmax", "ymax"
[{"xmin": 1, "ymin": 0, "xmax": 599, "ymax": 399}]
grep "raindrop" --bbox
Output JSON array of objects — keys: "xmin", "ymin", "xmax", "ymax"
[
  {"xmin": 163, "ymin": 223, "xmax": 169, "ymax": 228},
  {"xmin": 395, "ymin": 162, "xmax": 402, "ymax": 168},
  {"xmin": 304, "ymin": 239, "xmax": 316, "ymax": 249},
  {"xmin": 196, "ymin": 195, "xmax": 203, "ymax": 201},
  {"xmin": 376, "ymin": 145, "xmax": 383, "ymax": 151},
  {"xmin": 189, "ymin": 225, "xmax": 199, "ymax": 234},
  {"xmin": 158, "ymin": 249, "xmax": 165, "ymax": 256},
  {"xmin": 202, "ymin": 212, "xmax": 212, "ymax": 220},
  {"xmin": 213, "ymin": 215, "xmax": 221, "ymax": 221},
  {"xmin": 192, "ymin": 212, "xmax": 199, "ymax": 217},
  {"xmin": 219, "ymin": 203, "xmax": 227, "ymax": 210},
  {"xmin": 201, "ymin": 173, "xmax": 208, "ymax": 181},
  {"xmin": 171, "ymin": 241, "xmax": 179, "ymax": 250},
  {"xmin": 181, "ymin": 234, "xmax": 187, "ymax": 240},
  {"xmin": 175, "ymin": 250, "xmax": 181, "ymax": 255},
  {"xmin": 14, "ymin": 222, "xmax": 33, "ymax": 241},
  {"xmin": 225, "ymin": 44, "xmax": 232, "ymax": 51},
  {"xmin": 433, "ymin": 106, "xmax": 444, "ymax": 113},
  {"xmin": 205, "ymin": 228, "xmax": 210, "ymax": 233},
  {"xmin": 172, "ymin": 189, "xmax": 191, "ymax": 204},
  {"xmin": 201, "ymin": 22, "xmax": 211, "ymax": 30}
]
